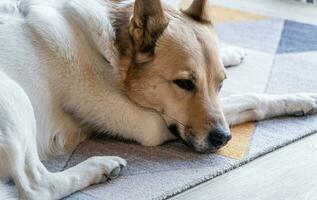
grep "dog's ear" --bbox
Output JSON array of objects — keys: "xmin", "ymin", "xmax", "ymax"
[
  {"xmin": 129, "ymin": 0, "xmax": 168, "ymax": 60},
  {"xmin": 181, "ymin": 0, "xmax": 212, "ymax": 23}
]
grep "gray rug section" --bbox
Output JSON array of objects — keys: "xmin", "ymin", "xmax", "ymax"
[
  {"xmin": 62, "ymin": 140, "xmax": 238, "ymax": 200},
  {"xmin": 61, "ymin": 115, "xmax": 317, "ymax": 200},
  {"xmin": 215, "ymin": 19, "xmax": 284, "ymax": 53},
  {"xmin": 266, "ymin": 52, "xmax": 317, "ymax": 93},
  {"xmin": 248, "ymin": 115, "xmax": 317, "ymax": 157}
]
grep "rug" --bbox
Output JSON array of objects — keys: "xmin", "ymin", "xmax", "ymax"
[{"xmin": 8, "ymin": 1, "xmax": 317, "ymax": 200}]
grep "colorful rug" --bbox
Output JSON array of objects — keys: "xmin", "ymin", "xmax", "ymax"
[{"xmin": 8, "ymin": 1, "xmax": 317, "ymax": 200}]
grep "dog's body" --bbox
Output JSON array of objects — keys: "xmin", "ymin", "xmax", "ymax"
[{"xmin": 0, "ymin": 0, "xmax": 317, "ymax": 199}]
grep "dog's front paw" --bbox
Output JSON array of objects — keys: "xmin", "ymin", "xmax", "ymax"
[
  {"xmin": 87, "ymin": 156, "xmax": 127, "ymax": 182},
  {"xmin": 138, "ymin": 122, "xmax": 176, "ymax": 147},
  {"xmin": 292, "ymin": 94, "xmax": 317, "ymax": 116},
  {"xmin": 221, "ymin": 46, "xmax": 247, "ymax": 67},
  {"xmin": 136, "ymin": 114, "xmax": 176, "ymax": 147},
  {"xmin": 138, "ymin": 128, "xmax": 175, "ymax": 147}
]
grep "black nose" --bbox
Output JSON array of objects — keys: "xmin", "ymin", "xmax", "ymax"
[{"xmin": 208, "ymin": 127, "xmax": 231, "ymax": 148}]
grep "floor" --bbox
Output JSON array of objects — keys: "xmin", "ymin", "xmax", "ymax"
[{"xmin": 168, "ymin": 0, "xmax": 317, "ymax": 199}]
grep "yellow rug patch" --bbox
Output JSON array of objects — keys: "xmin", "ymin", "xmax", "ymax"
[
  {"xmin": 218, "ymin": 122, "xmax": 256, "ymax": 160},
  {"xmin": 211, "ymin": 5, "xmax": 268, "ymax": 24},
  {"xmin": 180, "ymin": 0, "xmax": 268, "ymax": 24}
]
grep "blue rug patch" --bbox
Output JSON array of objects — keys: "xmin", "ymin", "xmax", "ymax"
[{"xmin": 277, "ymin": 20, "xmax": 317, "ymax": 53}]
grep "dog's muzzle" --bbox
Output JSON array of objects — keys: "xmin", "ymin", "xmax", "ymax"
[{"xmin": 168, "ymin": 124, "xmax": 231, "ymax": 153}]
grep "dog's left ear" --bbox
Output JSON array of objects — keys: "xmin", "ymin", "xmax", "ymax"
[
  {"xmin": 129, "ymin": 0, "xmax": 168, "ymax": 60},
  {"xmin": 181, "ymin": 0, "xmax": 212, "ymax": 23}
]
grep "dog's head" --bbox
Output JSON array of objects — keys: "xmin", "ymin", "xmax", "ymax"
[{"xmin": 116, "ymin": 0, "xmax": 231, "ymax": 153}]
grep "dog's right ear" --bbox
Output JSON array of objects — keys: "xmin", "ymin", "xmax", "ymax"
[
  {"xmin": 181, "ymin": 0, "xmax": 212, "ymax": 23},
  {"xmin": 129, "ymin": 0, "xmax": 168, "ymax": 62}
]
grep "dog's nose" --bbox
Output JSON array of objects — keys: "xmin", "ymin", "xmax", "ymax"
[{"xmin": 208, "ymin": 127, "xmax": 231, "ymax": 148}]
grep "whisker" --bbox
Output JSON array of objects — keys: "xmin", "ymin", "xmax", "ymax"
[{"xmin": 161, "ymin": 113, "xmax": 187, "ymax": 128}]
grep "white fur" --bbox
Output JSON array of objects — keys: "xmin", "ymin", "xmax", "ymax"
[
  {"xmin": 221, "ymin": 46, "xmax": 247, "ymax": 67},
  {"xmin": 0, "ymin": 182, "xmax": 14, "ymax": 200},
  {"xmin": 222, "ymin": 93, "xmax": 317, "ymax": 126},
  {"xmin": 0, "ymin": 0, "xmax": 20, "ymax": 16},
  {"xmin": 0, "ymin": 0, "xmax": 171, "ymax": 198},
  {"xmin": 0, "ymin": 0, "xmax": 316, "ymax": 199}
]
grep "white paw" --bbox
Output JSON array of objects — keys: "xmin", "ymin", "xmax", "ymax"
[
  {"xmin": 292, "ymin": 94, "xmax": 317, "ymax": 116},
  {"xmin": 137, "ymin": 114, "xmax": 176, "ymax": 146},
  {"xmin": 222, "ymin": 46, "xmax": 247, "ymax": 67},
  {"xmin": 138, "ymin": 128, "xmax": 175, "ymax": 147},
  {"xmin": 87, "ymin": 156, "xmax": 127, "ymax": 181}
]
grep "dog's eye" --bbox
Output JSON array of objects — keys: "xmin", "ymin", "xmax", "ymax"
[
  {"xmin": 218, "ymin": 83, "xmax": 223, "ymax": 91},
  {"xmin": 173, "ymin": 79, "xmax": 195, "ymax": 91}
]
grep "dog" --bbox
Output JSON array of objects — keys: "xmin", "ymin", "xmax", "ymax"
[{"xmin": 0, "ymin": 0, "xmax": 316, "ymax": 199}]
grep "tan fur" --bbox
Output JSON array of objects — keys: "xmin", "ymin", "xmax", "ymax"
[{"xmin": 181, "ymin": 0, "xmax": 213, "ymax": 23}]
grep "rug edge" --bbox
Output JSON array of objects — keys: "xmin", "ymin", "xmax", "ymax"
[{"xmin": 157, "ymin": 128, "xmax": 317, "ymax": 200}]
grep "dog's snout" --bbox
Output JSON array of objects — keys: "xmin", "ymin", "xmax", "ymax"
[{"xmin": 208, "ymin": 127, "xmax": 231, "ymax": 148}]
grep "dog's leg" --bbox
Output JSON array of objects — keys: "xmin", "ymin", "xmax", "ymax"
[
  {"xmin": 66, "ymin": 87, "xmax": 175, "ymax": 147},
  {"xmin": 221, "ymin": 46, "xmax": 246, "ymax": 67},
  {"xmin": 82, "ymin": 96, "xmax": 175, "ymax": 146},
  {"xmin": 0, "ymin": 72, "xmax": 126, "ymax": 200},
  {"xmin": 222, "ymin": 93, "xmax": 317, "ymax": 125}
]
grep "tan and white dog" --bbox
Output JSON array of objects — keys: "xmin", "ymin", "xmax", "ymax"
[{"xmin": 0, "ymin": 0, "xmax": 317, "ymax": 199}]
